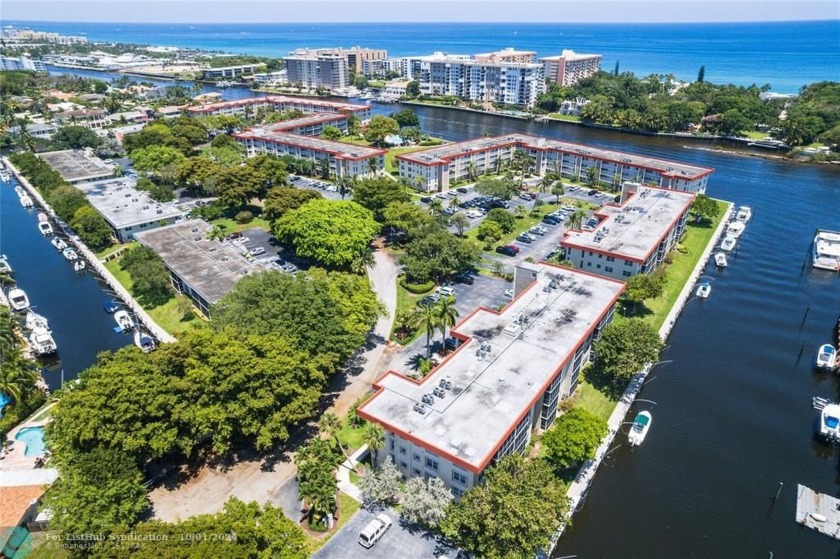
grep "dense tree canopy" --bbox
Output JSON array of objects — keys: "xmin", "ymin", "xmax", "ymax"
[
  {"xmin": 593, "ymin": 319, "xmax": 665, "ymax": 389},
  {"xmin": 274, "ymin": 199, "xmax": 379, "ymax": 268},
  {"xmin": 401, "ymin": 229, "xmax": 480, "ymax": 282},
  {"xmin": 475, "ymin": 177, "xmax": 518, "ymax": 200},
  {"xmin": 130, "ymin": 145, "xmax": 187, "ymax": 175},
  {"xmin": 381, "ymin": 201, "xmax": 433, "ymax": 238},
  {"xmin": 69, "ymin": 205, "xmax": 113, "ymax": 250},
  {"xmin": 778, "ymin": 81, "xmax": 840, "ymax": 147},
  {"xmin": 263, "ymin": 186, "xmax": 322, "ymax": 222},
  {"xmin": 119, "ymin": 245, "xmax": 173, "ymax": 306},
  {"xmin": 50, "ymin": 125, "xmax": 102, "ymax": 150},
  {"xmin": 486, "ymin": 207, "xmax": 516, "ymax": 233},
  {"xmin": 364, "ymin": 115, "xmax": 400, "ymax": 146},
  {"xmin": 689, "ymin": 193, "xmax": 720, "ymax": 222},
  {"xmin": 390, "ymin": 108, "xmax": 420, "ymax": 128},
  {"xmin": 441, "ymin": 454, "xmax": 568, "ymax": 559},
  {"xmin": 351, "ymin": 175, "xmax": 412, "ymax": 216},
  {"xmin": 542, "ymin": 408, "xmax": 608, "ymax": 470},
  {"xmin": 623, "ymin": 272, "xmax": 666, "ymax": 310}
]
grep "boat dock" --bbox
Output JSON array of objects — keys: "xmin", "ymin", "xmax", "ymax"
[{"xmin": 796, "ymin": 484, "xmax": 840, "ymax": 540}]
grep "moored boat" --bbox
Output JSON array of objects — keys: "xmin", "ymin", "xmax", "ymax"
[
  {"xmin": 19, "ymin": 194, "xmax": 33, "ymax": 208},
  {"xmin": 62, "ymin": 247, "xmax": 78, "ymax": 261},
  {"xmin": 103, "ymin": 299, "xmax": 119, "ymax": 314},
  {"xmin": 815, "ymin": 344, "xmax": 837, "ymax": 371},
  {"xmin": 38, "ymin": 221, "xmax": 53, "ymax": 236},
  {"xmin": 51, "ymin": 238, "xmax": 67, "ymax": 251},
  {"xmin": 25, "ymin": 310, "xmax": 50, "ymax": 333},
  {"xmin": 114, "ymin": 309, "xmax": 135, "ymax": 332},
  {"xmin": 74, "ymin": 260, "xmax": 86, "ymax": 273},
  {"xmin": 134, "ymin": 329, "xmax": 156, "ymax": 353},
  {"xmin": 714, "ymin": 253, "xmax": 728, "ymax": 268},
  {"xmin": 735, "ymin": 205, "xmax": 752, "ymax": 223},
  {"xmin": 812, "ymin": 230, "xmax": 840, "ymax": 271},
  {"xmin": 628, "ymin": 411, "xmax": 652, "ymax": 447},
  {"xmin": 818, "ymin": 403, "xmax": 840, "ymax": 442},
  {"xmin": 720, "ymin": 236, "xmax": 737, "ymax": 252},
  {"xmin": 28, "ymin": 327, "xmax": 57, "ymax": 356},
  {"xmin": 8, "ymin": 288, "xmax": 30, "ymax": 311},
  {"xmin": 0, "ymin": 256, "xmax": 12, "ymax": 275},
  {"xmin": 696, "ymin": 281, "xmax": 712, "ymax": 299},
  {"xmin": 726, "ymin": 221, "xmax": 746, "ymax": 238}
]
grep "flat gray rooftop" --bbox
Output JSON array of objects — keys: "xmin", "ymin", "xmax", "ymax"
[
  {"xmin": 360, "ymin": 264, "xmax": 624, "ymax": 472},
  {"xmin": 75, "ymin": 178, "xmax": 187, "ymax": 229},
  {"xmin": 398, "ymin": 133, "xmax": 712, "ymax": 179},
  {"xmin": 267, "ymin": 113, "xmax": 347, "ymax": 132},
  {"xmin": 38, "ymin": 149, "xmax": 114, "ymax": 183},
  {"xmin": 562, "ymin": 185, "xmax": 694, "ymax": 261},
  {"xmin": 236, "ymin": 129, "xmax": 384, "ymax": 160},
  {"xmin": 135, "ymin": 219, "xmax": 262, "ymax": 305}
]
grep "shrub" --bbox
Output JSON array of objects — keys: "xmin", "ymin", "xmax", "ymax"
[
  {"xmin": 235, "ymin": 210, "xmax": 254, "ymax": 224},
  {"xmin": 400, "ymin": 278, "xmax": 435, "ymax": 294}
]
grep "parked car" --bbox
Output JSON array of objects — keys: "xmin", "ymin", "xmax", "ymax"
[
  {"xmin": 281, "ymin": 263, "xmax": 298, "ymax": 273},
  {"xmin": 456, "ymin": 187, "xmax": 468, "ymax": 194},
  {"xmin": 437, "ymin": 285, "xmax": 456, "ymax": 297},
  {"xmin": 542, "ymin": 216, "xmax": 561, "ymax": 225},
  {"xmin": 418, "ymin": 295, "xmax": 438, "ymax": 307},
  {"xmin": 420, "ymin": 196, "xmax": 432, "ymax": 203},
  {"xmin": 588, "ymin": 189, "xmax": 598, "ymax": 196},
  {"xmin": 495, "ymin": 245, "xmax": 517, "ymax": 257},
  {"xmin": 453, "ymin": 272, "xmax": 475, "ymax": 285},
  {"xmin": 529, "ymin": 227, "xmax": 546, "ymax": 236},
  {"xmin": 504, "ymin": 288, "xmax": 514, "ymax": 299},
  {"xmin": 491, "ymin": 200, "xmax": 510, "ymax": 209},
  {"xmin": 226, "ymin": 232, "xmax": 243, "ymax": 241},
  {"xmin": 325, "ymin": 184, "xmax": 338, "ymax": 192},
  {"xmin": 519, "ymin": 193, "xmax": 532, "ymax": 201},
  {"xmin": 249, "ymin": 247, "xmax": 266, "ymax": 257},
  {"xmin": 358, "ymin": 514, "xmax": 393, "ymax": 549},
  {"xmin": 516, "ymin": 234, "xmax": 533, "ymax": 244}
]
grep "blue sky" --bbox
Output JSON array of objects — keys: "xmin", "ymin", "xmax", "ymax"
[{"xmin": 4, "ymin": 0, "xmax": 839, "ymax": 23}]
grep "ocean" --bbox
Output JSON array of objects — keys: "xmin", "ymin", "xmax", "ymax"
[{"xmin": 7, "ymin": 20, "xmax": 840, "ymax": 93}]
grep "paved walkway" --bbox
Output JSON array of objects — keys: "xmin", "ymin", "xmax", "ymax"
[{"xmin": 337, "ymin": 445, "xmax": 367, "ymax": 503}]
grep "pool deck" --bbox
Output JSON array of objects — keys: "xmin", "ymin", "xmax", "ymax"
[{"xmin": 0, "ymin": 404, "xmax": 54, "ymax": 471}]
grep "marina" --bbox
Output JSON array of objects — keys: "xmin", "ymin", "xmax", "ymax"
[{"xmin": 795, "ymin": 485, "xmax": 840, "ymax": 541}]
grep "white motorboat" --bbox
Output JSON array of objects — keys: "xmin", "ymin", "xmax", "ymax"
[
  {"xmin": 735, "ymin": 205, "xmax": 752, "ymax": 223},
  {"xmin": 8, "ymin": 288, "xmax": 30, "ymax": 311},
  {"xmin": 38, "ymin": 221, "xmax": 53, "ymax": 236},
  {"xmin": 714, "ymin": 253, "xmax": 728, "ymax": 268},
  {"xmin": 19, "ymin": 194, "xmax": 33, "ymax": 208},
  {"xmin": 14, "ymin": 185, "xmax": 25, "ymax": 196},
  {"xmin": 816, "ymin": 344, "xmax": 837, "ymax": 371},
  {"xmin": 25, "ymin": 311, "xmax": 50, "ymax": 333},
  {"xmin": 29, "ymin": 327, "xmax": 57, "ymax": 356},
  {"xmin": 51, "ymin": 238, "xmax": 67, "ymax": 251},
  {"xmin": 696, "ymin": 281, "xmax": 712, "ymax": 299},
  {"xmin": 628, "ymin": 411, "xmax": 652, "ymax": 447},
  {"xmin": 818, "ymin": 403, "xmax": 840, "ymax": 442},
  {"xmin": 134, "ymin": 329, "xmax": 156, "ymax": 353},
  {"xmin": 74, "ymin": 260, "xmax": 86, "ymax": 273},
  {"xmin": 62, "ymin": 247, "xmax": 78, "ymax": 261},
  {"xmin": 114, "ymin": 309, "xmax": 135, "ymax": 332},
  {"xmin": 0, "ymin": 257, "xmax": 12, "ymax": 275},
  {"xmin": 812, "ymin": 230, "xmax": 840, "ymax": 271},
  {"xmin": 720, "ymin": 236, "xmax": 737, "ymax": 252},
  {"xmin": 725, "ymin": 221, "xmax": 746, "ymax": 238}
]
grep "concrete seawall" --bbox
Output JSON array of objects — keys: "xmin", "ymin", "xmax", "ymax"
[
  {"xmin": 547, "ymin": 201, "xmax": 734, "ymax": 553},
  {"xmin": 3, "ymin": 157, "xmax": 175, "ymax": 345}
]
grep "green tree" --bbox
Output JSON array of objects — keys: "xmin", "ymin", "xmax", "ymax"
[
  {"xmin": 417, "ymin": 304, "xmax": 440, "ymax": 358},
  {"xmin": 405, "ymin": 80, "xmax": 421, "ymax": 98},
  {"xmin": 475, "ymin": 176, "xmax": 517, "ymax": 200},
  {"xmin": 551, "ymin": 181, "xmax": 565, "ymax": 203},
  {"xmin": 382, "ymin": 201, "xmax": 433, "ymax": 239},
  {"xmin": 476, "ymin": 220, "xmax": 503, "ymax": 248},
  {"xmin": 46, "ymin": 447, "xmax": 149, "ymax": 538},
  {"xmin": 717, "ymin": 108, "xmax": 753, "ymax": 136},
  {"xmin": 174, "ymin": 157, "xmax": 222, "ymax": 193},
  {"xmin": 593, "ymin": 319, "xmax": 665, "ymax": 389},
  {"xmin": 209, "ymin": 132, "xmax": 239, "ymax": 150},
  {"xmin": 363, "ymin": 423, "xmax": 386, "ymax": 471},
  {"xmin": 263, "ymin": 186, "xmax": 322, "ymax": 222},
  {"xmin": 359, "ymin": 455, "xmax": 400, "ymax": 504},
  {"xmin": 440, "ymin": 454, "xmax": 568, "ymax": 559},
  {"xmin": 275, "ymin": 199, "xmax": 379, "ymax": 268},
  {"xmin": 401, "ymin": 476, "xmax": 452, "ymax": 527},
  {"xmin": 486, "ymin": 207, "xmax": 515, "ymax": 233},
  {"xmin": 295, "ymin": 438, "xmax": 341, "ymax": 526},
  {"xmin": 50, "ymin": 125, "xmax": 102, "ymax": 150},
  {"xmin": 364, "ymin": 115, "xmax": 400, "ymax": 146},
  {"xmin": 215, "ymin": 165, "xmax": 263, "ymax": 208},
  {"xmin": 624, "ymin": 273, "xmax": 665, "ymax": 311},
  {"xmin": 70, "ymin": 205, "xmax": 113, "ymax": 250},
  {"xmin": 450, "ymin": 212, "xmax": 470, "ymax": 237},
  {"xmin": 435, "ymin": 295, "xmax": 459, "ymax": 346},
  {"xmin": 129, "ymin": 145, "xmax": 186, "ymax": 175},
  {"xmin": 401, "ymin": 230, "xmax": 480, "ymax": 283},
  {"xmin": 119, "ymin": 245, "xmax": 172, "ymax": 306},
  {"xmin": 390, "ymin": 108, "xmax": 420, "ymax": 128},
  {"xmin": 352, "ymin": 175, "xmax": 411, "ymax": 215},
  {"xmin": 246, "ymin": 153, "xmax": 289, "ymax": 187},
  {"xmin": 697, "ymin": 65, "xmax": 706, "ymax": 83},
  {"xmin": 542, "ymin": 408, "xmax": 608, "ymax": 470},
  {"xmin": 321, "ymin": 125, "xmax": 343, "ymax": 140},
  {"xmin": 689, "ymin": 193, "xmax": 719, "ymax": 222},
  {"xmin": 46, "ymin": 184, "xmax": 88, "ymax": 218}
]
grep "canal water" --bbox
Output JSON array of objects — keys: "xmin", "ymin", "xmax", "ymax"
[{"xmin": 21, "ymin": 68, "xmax": 840, "ymax": 554}]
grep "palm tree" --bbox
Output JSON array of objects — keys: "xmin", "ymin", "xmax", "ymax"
[
  {"xmin": 449, "ymin": 196, "xmax": 461, "ymax": 208},
  {"xmin": 367, "ymin": 157, "xmax": 379, "ymax": 175},
  {"xmin": 586, "ymin": 165, "xmax": 599, "ymax": 187},
  {"xmin": 466, "ymin": 161, "xmax": 478, "ymax": 181},
  {"xmin": 435, "ymin": 296, "xmax": 459, "ymax": 348},
  {"xmin": 451, "ymin": 213, "xmax": 470, "ymax": 237},
  {"xmin": 363, "ymin": 423, "xmax": 385, "ymax": 471},
  {"xmin": 319, "ymin": 412, "xmax": 341, "ymax": 441},
  {"xmin": 336, "ymin": 175, "xmax": 354, "ymax": 199},
  {"xmin": 350, "ymin": 248, "xmax": 376, "ymax": 275},
  {"xmin": 551, "ymin": 182, "xmax": 565, "ymax": 204},
  {"xmin": 568, "ymin": 209, "xmax": 586, "ymax": 230},
  {"xmin": 427, "ymin": 199, "xmax": 443, "ymax": 217},
  {"xmin": 394, "ymin": 308, "xmax": 421, "ymax": 339},
  {"xmin": 418, "ymin": 304, "xmax": 440, "ymax": 358},
  {"xmin": 0, "ymin": 351, "xmax": 38, "ymax": 405}
]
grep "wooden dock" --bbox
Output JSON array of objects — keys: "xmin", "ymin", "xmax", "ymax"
[{"xmin": 796, "ymin": 484, "xmax": 840, "ymax": 540}]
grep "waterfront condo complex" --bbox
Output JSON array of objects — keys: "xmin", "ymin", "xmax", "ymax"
[
  {"xmin": 540, "ymin": 50, "xmax": 603, "ymax": 86},
  {"xmin": 185, "ymin": 95, "xmax": 372, "ymax": 122},
  {"xmin": 397, "ymin": 133, "xmax": 714, "ymax": 193},
  {"xmin": 561, "ymin": 182, "xmax": 696, "ymax": 280},
  {"xmin": 358, "ymin": 263, "xmax": 624, "ymax": 494}
]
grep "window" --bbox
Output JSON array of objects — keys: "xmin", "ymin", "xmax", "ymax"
[
  {"xmin": 413, "ymin": 468, "xmax": 421, "ymax": 476},
  {"xmin": 588, "ymin": 251, "xmax": 594, "ymax": 256},
  {"xmin": 452, "ymin": 471, "xmax": 467, "ymax": 485},
  {"xmin": 598, "ymin": 253, "xmax": 603, "ymax": 259},
  {"xmin": 400, "ymin": 461, "xmax": 408, "ymax": 469},
  {"xmin": 624, "ymin": 260, "xmax": 633, "ymax": 267},
  {"xmin": 399, "ymin": 447, "xmax": 406, "ymax": 455},
  {"xmin": 622, "ymin": 271, "xmax": 632, "ymax": 277},
  {"xmin": 413, "ymin": 454, "xmax": 420, "ymax": 462},
  {"xmin": 605, "ymin": 266, "xmax": 614, "ymax": 273},
  {"xmin": 596, "ymin": 264, "xmax": 602, "ymax": 269},
  {"xmin": 389, "ymin": 440, "xmax": 395, "ymax": 450},
  {"xmin": 606, "ymin": 256, "xmax": 615, "ymax": 262},
  {"xmin": 452, "ymin": 487, "xmax": 464, "ymax": 498},
  {"xmin": 425, "ymin": 457, "xmax": 439, "ymax": 471},
  {"xmin": 587, "ymin": 262, "xmax": 591, "ymax": 267}
]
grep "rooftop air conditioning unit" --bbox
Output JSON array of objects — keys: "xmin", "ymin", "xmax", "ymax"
[
  {"xmin": 433, "ymin": 387, "xmax": 445, "ymax": 399},
  {"xmin": 422, "ymin": 394, "xmax": 435, "ymax": 406},
  {"xmin": 439, "ymin": 379, "xmax": 453, "ymax": 391},
  {"xmin": 413, "ymin": 402, "xmax": 428, "ymax": 415}
]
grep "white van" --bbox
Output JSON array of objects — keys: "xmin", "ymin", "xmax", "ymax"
[{"xmin": 358, "ymin": 513, "xmax": 393, "ymax": 548}]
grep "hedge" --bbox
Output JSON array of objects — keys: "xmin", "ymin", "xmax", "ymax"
[{"xmin": 400, "ymin": 278, "xmax": 435, "ymax": 294}]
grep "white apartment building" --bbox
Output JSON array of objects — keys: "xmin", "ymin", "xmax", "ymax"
[
  {"xmin": 53, "ymin": 108, "xmax": 111, "ymax": 130},
  {"xmin": 358, "ymin": 263, "xmax": 624, "ymax": 494},
  {"xmin": 362, "ymin": 57, "xmax": 408, "ymax": 78},
  {"xmin": 397, "ymin": 133, "xmax": 714, "ymax": 193},
  {"xmin": 406, "ymin": 52, "xmax": 545, "ymax": 107},
  {"xmin": 561, "ymin": 183, "xmax": 695, "ymax": 280},
  {"xmin": 285, "ymin": 51, "xmax": 349, "ymax": 90},
  {"xmin": 540, "ymin": 50, "xmax": 602, "ymax": 86},
  {"xmin": 186, "ymin": 95, "xmax": 372, "ymax": 122},
  {"xmin": 1, "ymin": 55, "xmax": 47, "ymax": 72}
]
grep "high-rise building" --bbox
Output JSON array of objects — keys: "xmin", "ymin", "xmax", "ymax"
[
  {"xmin": 540, "ymin": 50, "xmax": 602, "ymax": 86},
  {"xmin": 0, "ymin": 55, "xmax": 46, "ymax": 72},
  {"xmin": 285, "ymin": 51, "xmax": 349, "ymax": 90}
]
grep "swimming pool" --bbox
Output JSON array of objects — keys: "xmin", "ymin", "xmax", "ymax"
[
  {"xmin": 0, "ymin": 393, "xmax": 9, "ymax": 418},
  {"xmin": 15, "ymin": 426, "xmax": 47, "ymax": 457}
]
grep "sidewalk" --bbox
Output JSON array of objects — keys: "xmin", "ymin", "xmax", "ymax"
[{"xmin": 336, "ymin": 445, "xmax": 367, "ymax": 503}]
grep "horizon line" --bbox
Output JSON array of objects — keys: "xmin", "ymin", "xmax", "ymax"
[{"xmin": 6, "ymin": 18, "xmax": 839, "ymax": 25}]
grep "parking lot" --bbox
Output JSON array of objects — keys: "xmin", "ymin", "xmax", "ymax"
[
  {"xmin": 313, "ymin": 507, "xmax": 457, "ymax": 559},
  {"xmin": 223, "ymin": 227, "xmax": 304, "ymax": 273},
  {"xmin": 290, "ymin": 174, "xmax": 345, "ymax": 201}
]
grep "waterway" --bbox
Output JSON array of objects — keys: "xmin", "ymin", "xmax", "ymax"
[{"xmin": 22, "ymin": 68, "xmax": 840, "ymax": 554}]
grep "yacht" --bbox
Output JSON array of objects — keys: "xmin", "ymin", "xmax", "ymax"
[
  {"xmin": 29, "ymin": 327, "xmax": 57, "ymax": 356},
  {"xmin": 38, "ymin": 221, "xmax": 53, "ymax": 236},
  {"xmin": 725, "ymin": 221, "xmax": 746, "ymax": 239},
  {"xmin": 74, "ymin": 260, "xmax": 86, "ymax": 273},
  {"xmin": 818, "ymin": 403, "xmax": 840, "ymax": 442},
  {"xmin": 714, "ymin": 253, "xmax": 728, "ymax": 268},
  {"xmin": 25, "ymin": 311, "xmax": 50, "ymax": 333},
  {"xmin": 114, "ymin": 309, "xmax": 135, "ymax": 332},
  {"xmin": 8, "ymin": 288, "xmax": 30, "ymax": 311},
  {"xmin": 51, "ymin": 238, "xmax": 67, "ymax": 251},
  {"xmin": 720, "ymin": 236, "xmax": 737, "ymax": 252},
  {"xmin": 812, "ymin": 230, "xmax": 840, "ymax": 271},
  {"xmin": 696, "ymin": 281, "xmax": 712, "ymax": 299},
  {"xmin": 62, "ymin": 247, "xmax": 78, "ymax": 261},
  {"xmin": 816, "ymin": 344, "xmax": 837, "ymax": 371},
  {"xmin": 735, "ymin": 205, "xmax": 752, "ymax": 223},
  {"xmin": 628, "ymin": 411, "xmax": 652, "ymax": 447},
  {"xmin": 14, "ymin": 185, "xmax": 25, "ymax": 197},
  {"xmin": 134, "ymin": 329, "xmax": 156, "ymax": 353},
  {"xmin": 19, "ymin": 194, "xmax": 33, "ymax": 208}
]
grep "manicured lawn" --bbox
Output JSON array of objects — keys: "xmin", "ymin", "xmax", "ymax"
[
  {"xmin": 104, "ymin": 251, "xmax": 206, "ymax": 336},
  {"xmin": 742, "ymin": 130, "xmax": 769, "ymax": 140},
  {"xmin": 391, "ymin": 283, "xmax": 427, "ymax": 345},
  {"xmin": 211, "ymin": 216, "xmax": 272, "ymax": 234},
  {"xmin": 306, "ymin": 492, "xmax": 362, "ymax": 554},
  {"xmin": 95, "ymin": 243, "xmax": 128, "ymax": 260},
  {"xmin": 574, "ymin": 380, "xmax": 619, "ymax": 423},
  {"xmin": 465, "ymin": 202, "xmax": 561, "ymax": 251},
  {"xmin": 384, "ymin": 146, "xmax": 431, "ymax": 174},
  {"xmin": 638, "ymin": 200, "xmax": 728, "ymax": 331},
  {"xmin": 548, "ymin": 113, "xmax": 583, "ymax": 123},
  {"xmin": 336, "ymin": 392, "xmax": 373, "ymax": 453}
]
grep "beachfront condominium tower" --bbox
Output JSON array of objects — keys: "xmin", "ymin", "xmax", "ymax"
[{"xmin": 540, "ymin": 50, "xmax": 603, "ymax": 86}]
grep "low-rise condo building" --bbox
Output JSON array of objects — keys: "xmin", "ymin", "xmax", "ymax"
[
  {"xmin": 53, "ymin": 108, "xmax": 111, "ymax": 130},
  {"xmin": 203, "ymin": 64, "xmax": 261, "ymax": 80},
  {"xmin": 0, "ymin": 55, "xmax": 46, "ymax": 72},
  {"xmin": 186, "ymin": 95, "xmax": 372, "ymax": 122},
  {"xmin": 397, "ymin": 133, "xmax": 713, "ymax": 193},
  {"xmin": 358, "ymin": 263, "xmax": 624, "ymax": 494},
  {"xmin": 561, "ymin": 183, "xmax": 695, "ymax": 280},
  {"xmin": 540, "ymin": 50, "xmax": 603, "ymax": 86}
]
